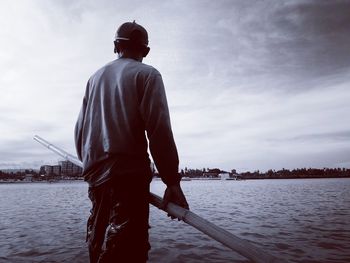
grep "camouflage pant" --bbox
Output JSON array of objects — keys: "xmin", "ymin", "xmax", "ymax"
[{"xmin": 87, "ymin": 175, "xmax": 151, "ymax": 263}]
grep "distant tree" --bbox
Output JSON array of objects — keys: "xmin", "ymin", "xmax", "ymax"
[{"xmin": 208, "ymin": 168, "xmax": 221, "ymax": 174}]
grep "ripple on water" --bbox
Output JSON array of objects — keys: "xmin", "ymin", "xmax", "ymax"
[
  {"xmin": 317, "ymin": 242, "xmax": 346, "ymax": 250},
  {"xmin": 273, "ymin": 242, "xmax": 292, "ymax": 250},
  {"xmin": 239, "ymin": 232, "xmax": 266, "ymax": 239}
]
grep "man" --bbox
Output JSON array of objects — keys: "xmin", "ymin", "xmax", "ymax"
[{"xmin": 74, "ymin": 21, "xmax": 189, "ymax": 263}]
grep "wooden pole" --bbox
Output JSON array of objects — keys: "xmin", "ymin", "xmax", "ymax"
[{"xmin": 33, "ymin": 135, "xmax": 285, "ymax": 263}]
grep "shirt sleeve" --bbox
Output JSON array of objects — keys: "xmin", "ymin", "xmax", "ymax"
[
  {"xmin": 140, "ymin": 70, "xmax": 181, "ymax": 186},
  {"xmin": 74, "ymin": 80, "xmax": 89, "ymax": 161}
]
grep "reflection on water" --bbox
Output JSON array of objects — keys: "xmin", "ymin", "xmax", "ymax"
[{"xmin": 0, "ymin": 178, "xmax": 349, "ymax": 262}]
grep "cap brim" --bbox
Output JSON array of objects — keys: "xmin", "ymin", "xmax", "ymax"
[{"xmin": 115, "ymin": 37, "xmax": 130, "ymax": 41}]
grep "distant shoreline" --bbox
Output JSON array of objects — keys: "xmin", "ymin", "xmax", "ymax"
[
  {"xmin": 0, "ymin": 178, "xmax": 84, "ymax": 184},
  {"xmin": 2, "ymin": 176, "xmax": 349, "ymax": 184},
  {"xmin": 0, "ymin": 175, "xmax": 350, "ymax": 184}
]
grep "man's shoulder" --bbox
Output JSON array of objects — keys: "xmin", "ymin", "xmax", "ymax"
[
  {"xmin": 125, "ymin": 59, "xmax": 161, "ymax": 77},
  {"xmin": 87, "ymin": 59, "xmax": 162, "ymax": 87},
  {"xmin": 88, "ymin": 62, "xmax": 112, "ymax": 82},
  {"xmin": 115, "ymin": 59, "xmax": 162, "ymax": 77}
]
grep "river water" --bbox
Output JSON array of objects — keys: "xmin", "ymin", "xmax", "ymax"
[{"xmin": 0, "ymin": 178, "xmax": 349, "ymax": 263}]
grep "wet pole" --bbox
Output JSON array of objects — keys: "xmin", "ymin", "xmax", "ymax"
[{"xmin": 33, "ymin": 135, "xmax": 285, "ymax": 263}]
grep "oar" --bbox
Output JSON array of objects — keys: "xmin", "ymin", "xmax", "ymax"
[{"xmin": 33, "ymin": 135, "xmax": 284, "ymax": 263}]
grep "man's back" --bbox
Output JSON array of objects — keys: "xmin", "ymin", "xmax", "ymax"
[{"xmin": 75, "ymin": 58, "xmax": 179, "ymax": 186}]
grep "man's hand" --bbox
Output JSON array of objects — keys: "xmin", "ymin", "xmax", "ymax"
[{"xmin": 161, "ymin": 184, "xmax": 189, "ymax": 219}]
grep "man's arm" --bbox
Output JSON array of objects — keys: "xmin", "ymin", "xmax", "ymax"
[
  {"xmin": 140, "ymin": 70, "xmax": 189, "ymax": 210},
  {"xmin": 74, "ymin": 81, "xmax": 89, "ymax": 161}
]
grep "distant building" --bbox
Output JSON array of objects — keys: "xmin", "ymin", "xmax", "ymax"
[
  {"xmin": 219, "ymin": 172, "xmax": 230, "ymax": 180},
  {"xmin": 59, "ymin": 161, "xmax": 82, "ymax": 176},
  {"xmin": 229, "ymin": 169, "xmax": 242, "ymax": 179},
  {"xmin": 52, "ymin": 165, "xmax": 61, "ymax": 176},
  {"xmin": 24, "ymin": 174, "xmax": 34, "ymax": 182},
  {"xmin": 40, "ymin": 165, "xmax": 61, "ymax": 176}
]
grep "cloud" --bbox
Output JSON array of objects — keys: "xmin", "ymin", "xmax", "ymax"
[
  {"xmin": 165, "ymin": 0, "xmax": 350, "ymax": 93},
  {"xmin": 268, "ymin": 0, "xmax": 350, "ymax": 81},
  {"xmin": 286, "ymin": 131, "xmax": 350, "ymax": 142},
  {"xmin": 1, "ymin": 0, "xmax": 350, "ymax": 171}
]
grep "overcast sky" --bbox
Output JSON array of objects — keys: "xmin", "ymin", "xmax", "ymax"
[{"xmin": 1, "ymin": 0, "xmax": 350, "ymax": 172}]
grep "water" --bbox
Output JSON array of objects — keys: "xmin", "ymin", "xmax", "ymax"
[{"xmin": 0, "ymin": 178, "xmax": 349, "ymax": 263}]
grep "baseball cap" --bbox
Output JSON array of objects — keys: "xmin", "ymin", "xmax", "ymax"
[{"xmin": 114, "ymin": 21, "xmax": 149, "ymax": 47}]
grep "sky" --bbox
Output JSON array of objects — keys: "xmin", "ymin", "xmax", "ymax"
[{"xmin": 1, "ymin": 0, "xmax": 350, "ymax": 172}]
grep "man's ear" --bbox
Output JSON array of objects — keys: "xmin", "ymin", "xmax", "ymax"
[
  {"xmin": 113, "ymin": 41, "xmax": 120, "ymax": 54},
  {"xmin": 143, "ymin": 47, "xmax": 150, "ymax": 57}
]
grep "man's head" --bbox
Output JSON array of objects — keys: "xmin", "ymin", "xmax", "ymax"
[{"xmin": 114, "ymin": 21, "xmax": 150, "ymax": 60}]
